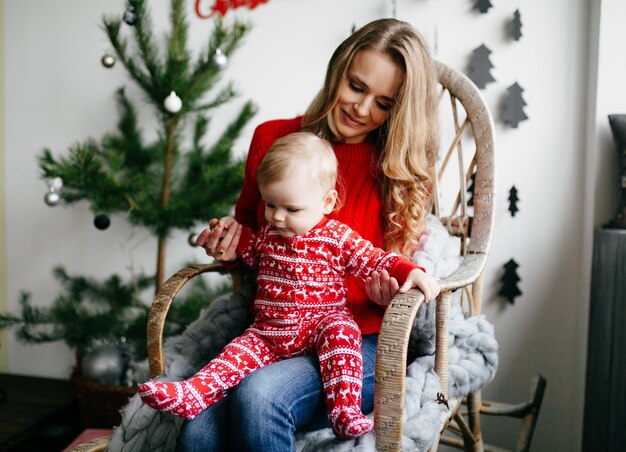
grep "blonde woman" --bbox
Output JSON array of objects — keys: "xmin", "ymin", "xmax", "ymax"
[{"xmin": 184, "ymin": 18, "xmax": 439, "ymax": 451}]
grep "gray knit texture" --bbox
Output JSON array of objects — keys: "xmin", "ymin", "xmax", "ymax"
[{"xmin": 107, "ymin": 215, "xmax": 498, "ymax": 451}]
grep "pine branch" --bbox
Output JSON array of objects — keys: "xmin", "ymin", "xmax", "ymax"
[
  {"xmin": 192, "ymin": 82, "xmax": 237, "ymax": 112},
  {"xmin": 101, "ymin": 88, "xmax": 151, "ymax": 172},
  {"xmin": 128, "ymin": 0, "xmax": 164, "ymax": 104},
  {"xmin": 101, "ymin": 18, "xmax": 154, "ymax": 97},
  {"xmin": 164, "ymin": 0, "xmax": 191, "ymax": 104},
  {"xmin": 185, "ymin": 20, "xmax": 251, "ymax": 107}
]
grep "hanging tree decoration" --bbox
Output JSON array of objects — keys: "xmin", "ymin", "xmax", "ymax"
[
  {"xmin": 511, "ymin": 9, "xmax": 523, "ymax": 41},
  {"xmin": 94, "ymin": 214, "xmax": 111, "ymax": 230},
  {"xmin": 498, "ymin": 258, "xmax": 522, "ymax": 304},
  {"xmin": 188, "ymin": 232, "xmax": 199, "ymax": 247},
  {"xmin": 212, "ymin": 47, "xmax": 228, "ymax": 68},
  {"xmin": 474, "ymin": 0, "xmax": 493, "ymax": 14},
  {"xmin": 44, "ymin": 177, "xmax": 63, "ymax": 207},
  {"xmin": 502, "ymin": 82, "xmax": 529, "ymax": 128},
  {"xmin": 163, "ymin": 91, "xmax": 183, "ymax": 114},
  {"xmin": 123, "ymin": 6, "xmax": 138, "ymax": 25},
  {"xmin": 101, "ymin": 53, "xmax": 116, "ymax": 68},
  {"xmin": 467, "ymin": 44, "xmax": 496, "ymax": 90},
  {"xmin": 508, "ymin": 186, "xmax": 520, "ymax": 217},
  {"xmin": 81, "ymin": 341, "xmax": 127, "ymax": 385}
]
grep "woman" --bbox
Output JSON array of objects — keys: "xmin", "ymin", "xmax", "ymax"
[{"xmin": 180, "ymin": 17, "xmax": 439, "ymax": 451}]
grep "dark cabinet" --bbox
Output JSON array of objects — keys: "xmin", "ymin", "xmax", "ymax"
[{"xmin": 583, "ymin": 227, "xmax": 626, "ymax": 451}]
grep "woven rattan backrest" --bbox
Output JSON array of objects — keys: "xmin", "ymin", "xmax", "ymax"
[{"xmin": 432, "ymin": 62, "xmax": 496, "ymax": 259}]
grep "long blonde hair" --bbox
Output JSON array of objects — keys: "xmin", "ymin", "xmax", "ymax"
[{"xmin": 302, "ymin": 18, "xmax": 439, "ymax": 255}]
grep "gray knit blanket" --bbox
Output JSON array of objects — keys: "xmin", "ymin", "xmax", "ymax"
[{"xmin": 107, "ymin": 215, "xmax": 498, "ymax": 451}]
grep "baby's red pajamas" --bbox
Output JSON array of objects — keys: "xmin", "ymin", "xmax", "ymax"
[{"xmin": 139, "ymin": 218, "xmax": 421, "ymax": 438}]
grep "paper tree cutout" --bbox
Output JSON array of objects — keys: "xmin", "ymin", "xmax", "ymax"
[
  {"xmin": 468, "ymin": 171, "xmax": 477, "ymax": 206},
  {"xmin": 475, "ymin": 0, "xmax": 493, "ymax": 14},
  {"xmin": 502, "ymin": 82, "xmax": 528, "ymax": 128},
  {"xmin": 511, "ymin": 9, "xmax": 523, "ymax": 41},
  {"xmin": 508, "ymin": 185, "xmax": 519, "ymax": 216},
  {"xmin": 468, "ymin": 44, "xmax": 496, "ymax": 90},
  {"xmin": 498, "ymin": 259, "xmax": 522, "ymax": 304}
]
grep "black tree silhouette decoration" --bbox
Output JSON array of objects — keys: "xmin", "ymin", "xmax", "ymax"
[
  {"xmin": 508, "ymin": 186, "xmax": 520, "ymax": 216},
  {"xmin": 499, "ymin": 259, "xmax": 522, "ymax": 304},
  {"xmin": 511, "ymin": 9, "xmax": 523, "ymax": 41},
  {"xmin": 467, "ymin": 44, "xmax": 496, "ymax": 90},
  {"xmin": 475, "ymin": 0, "xmax": 493, "ymax": 14},
  {"xmin": 502, "ymin": 82, "xmax": 528, "ymax": 128}
]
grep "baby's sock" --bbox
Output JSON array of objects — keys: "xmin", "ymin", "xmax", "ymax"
[
  {"xmin": 329, "ymin": 406, "xmax": 374, "ymax": 439},
  {"xmin": 138, "ymin": 379, "xmax": 224, "ymax": 420}
]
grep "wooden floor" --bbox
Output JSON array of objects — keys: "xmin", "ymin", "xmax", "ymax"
[{"xmin": 0, "ymin": 373, "xmax": 82, "ymax": 451}]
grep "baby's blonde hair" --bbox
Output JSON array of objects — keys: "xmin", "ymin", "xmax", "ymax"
[{"xmin": 257, "ymin": 132, "xmax": 338, "ymax": 193}]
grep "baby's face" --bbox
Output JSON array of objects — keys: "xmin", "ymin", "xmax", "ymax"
[{"xmin": 260, "ymin": 167, "xmax": 336, "ymax": 237}]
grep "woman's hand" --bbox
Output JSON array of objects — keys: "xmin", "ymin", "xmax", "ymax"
[
  {"xmin": 398, "ymin": 269, "xmax": 441, "ymax": 303},
  {"xmin": 195, "ymin": 216, "xmax": 242, "ymax": 262},
  {"xmin": 365, "ymin": 270, "xmax": 400, "ymax": 307}
]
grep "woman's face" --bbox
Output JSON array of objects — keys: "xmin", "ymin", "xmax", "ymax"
[{"xmin": 331, "ymin": 49, "xmax": 403, "ymax": 144}]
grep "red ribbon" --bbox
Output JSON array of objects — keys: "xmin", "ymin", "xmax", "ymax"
[{"xmin": 195, "ymin": 0, "xmax": 269, "ymax": 18}]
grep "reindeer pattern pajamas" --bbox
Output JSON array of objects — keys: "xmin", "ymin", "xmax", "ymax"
[{"xmin": 139, "ymin": 217, "xmax": 420, "ymax": 438}]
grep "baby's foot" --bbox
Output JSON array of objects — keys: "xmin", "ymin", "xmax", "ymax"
[
  {"xmin": 138, "ymin": 380, "xmax": 208, "ymax": 420},
  {"xmin": 329, "ymin": 407, "xmax": 374, "ymax": 439}
]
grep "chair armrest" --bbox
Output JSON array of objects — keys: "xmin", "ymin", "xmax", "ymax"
[
  {"xmin": 374, "ymin": 288, "xmax": 425, "ymax": 450},
  {"xmin": 374, "ymin": 253, "xmax": 486, "ymax": 451},
  {"xmin": 65, "ymin": 434, "xmax": 112, "ymax": 452},
  {"xmin": 437, "ymin": 253, "xmax": 487, "ymax": 292},
  {"xmin": 147, "ymin": 263, "xmax": 237, "ymax": 378}
]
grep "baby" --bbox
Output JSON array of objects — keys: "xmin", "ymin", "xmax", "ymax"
[{"xmin": 139, "ymin": 132, "xmax": 440, "ymax": 439}]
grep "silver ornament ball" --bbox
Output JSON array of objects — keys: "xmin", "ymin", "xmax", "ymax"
[
  {"xmin": 81, "ymin": 343, "xmax": 125, "ymax": 386},
  {"xmin": 44, "ymin": 191, "xmax": 60, "ymax": 206},
  {"xmin": 123, "ymin": 8, "xmax": 138, "ymax": 26},
  {"xmin": 101, "ymin": 54, "xmax": 116, "ymax": 68},
  {"xmin": 188, "ymin": 232, "xmax": 199, "ymax": 247},
  {"xmin": 48, "ymin": 176, "xmax": 64, "ymax": 191},
  {"xmin": 213, "ymin": 48, "xmax": 228, "ymax": 69}
]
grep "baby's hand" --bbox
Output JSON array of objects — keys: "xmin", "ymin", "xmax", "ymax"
[
  {"xmin": 398, "ymin": 269, "xmax": 441, "ymax": 303},
  {"xmin": 366, "ymin": 270, "xmax": 400, "ymax": 307},
  {"xmin": 195, "ymin": 216, "xmax": 242, "ymax": 262}
]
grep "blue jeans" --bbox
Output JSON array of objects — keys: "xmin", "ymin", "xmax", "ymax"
[{"xmin": 176, "ymin": 333, "xmax": 378, "ymax": 452}]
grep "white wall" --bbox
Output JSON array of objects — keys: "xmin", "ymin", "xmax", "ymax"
[{"xmin": 3, "ymin": 0, "xmax": 622, "ymax": 450}]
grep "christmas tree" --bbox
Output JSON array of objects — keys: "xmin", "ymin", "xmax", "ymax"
[{"xmin": 0, "ymin": 0, "xmax": 256, "ymax": 369}]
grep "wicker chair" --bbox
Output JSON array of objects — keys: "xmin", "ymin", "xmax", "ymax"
[
  {"xmin": 373, "ymin": 62, "xmax": 496, "ymax": 451},
  {"xmin": 67, "ymin": 61, "xmax": 496, "ymax": 452}
]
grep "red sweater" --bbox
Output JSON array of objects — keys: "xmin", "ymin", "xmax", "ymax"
[
  {"xmin": 235, "ymin": 117, "xmax": 390, "ymax": 335},
  {"xmin": 238, "ymin": 218, "xmax": 419, "ymax": 329}
]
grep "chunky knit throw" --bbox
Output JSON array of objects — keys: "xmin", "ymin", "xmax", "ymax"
[{"xmin": 107, "ymin": 215, "xmax": 498, "ymax": 451}]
